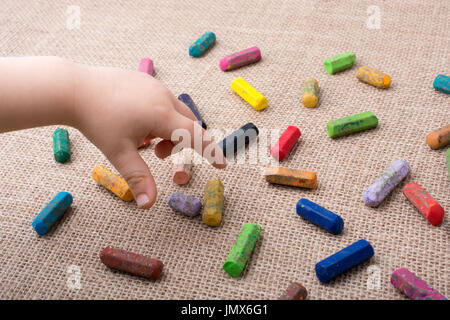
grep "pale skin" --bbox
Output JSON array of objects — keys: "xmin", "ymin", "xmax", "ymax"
[{"xmin": 0, "ymin": 56, "xmax": 226, "ymax": 209}]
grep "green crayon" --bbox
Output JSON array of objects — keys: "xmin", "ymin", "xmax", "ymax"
[
  {"xmin": 324, "ymin": 52, "xmax": 356, "ymax": 74},
  {"xmin": 327, "ymin": 111, "xmax": 378, "ymax": 138},
  {"xmin": 223, "ymin": 223, "xmax": 261, "ymax": 277},
  {"xmin": 53, "ymin": 128, "xmax": 71, "ymax": 163}
]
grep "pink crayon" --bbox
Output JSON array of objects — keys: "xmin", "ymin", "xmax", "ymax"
[
  {"xmin": 219, "ymin": 46, "xmax": 261, "ymax": 71},
  {"xmin": 390, "ymin": 268, "xmax": 447, "ymax": 300},
  {"xmin": 138, "ymin": 58, "xmax": 154, "ymax": 75}
]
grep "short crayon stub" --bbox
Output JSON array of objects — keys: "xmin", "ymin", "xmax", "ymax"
[
  {"xmin": 363, "ymin": 159, "xmax": 410, "ymax": 207},
  {"xmin": 302, "ymin": 78, "xmax": 319, "ymax": 108},
  {"xmin": 189, "ymin": 31, "xmax": 216, "ymax": 57},
  {"xmin": 203, "ymin": 179, "xmax": 224, "ymax": 227},
  {"xmin": 296, "ymin": 198, "xmax": 344, "ymax": 235},
  {"xmin": 265, "ymin": 167, "xmax": 317, "ymax": 189},
  {"xmin": 231, "ymin": 77, "xmax": 268, "ymax": 111},
  {"xmin": 391, "ymin": 268, "xmax": 447, "ymax": 300},
  {"xmin": 223, "ymin": 223, "xmax": 261, "ymax": 277},
  {"xmin": 172, "ymin": 150, "xmax": 192, "ymax": 185},
  {"xmin": 324, "ymin": 52, "xmax": 356, "ymax": 74},
  {"xmin": 356, "ymin": 66, "xmax": 391, "ymax": 88},
  {"xmin": 425, "ymin": 124, "xmax": 450, "ymax": 149},
  {"xmin": 167, "ymin": 192, "xmax": 202, "ymax": 217},
  {"xmin": 92, "ymin": 165, "xmax": 134, "ymax": 202},
  {"xmin": 279, "ymin": 282, "xmax": 308, "ymax": 300},
  {"xmin": 219, "ymin": 122, "xmax": 259, "ymax": 158},
  {"xmin": 219, "ymin": 46, "xmax": 261, "ymax": 71},
  {"xmin": 402, "ymin": 182, "xmax": 444, "ymax": 226},
  {"xmin": 270, "ymin": 126, "xmax": 301, "ymax": 161},
  {"xmin": 32, "ymin": 191, "xmax": 73, "ymax": 235},
  {"xmin": 53, "ymin": 128, "xmax": 71, "ymax": 163},
  {"xmin": 433, "ymin": 74, "xmax": 450, "ymax": 94},
  {"xmin": 327, "ymin": 111, "xmax": 378, "ymax": 138},
  {"xmin": 138, "ymin": 58, "xmax": 154, "ymax": 75}
]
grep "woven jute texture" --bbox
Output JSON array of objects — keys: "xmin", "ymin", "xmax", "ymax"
[{"xmin": 0, "ymin": 0, "xmax": 448, "ymax": 300}]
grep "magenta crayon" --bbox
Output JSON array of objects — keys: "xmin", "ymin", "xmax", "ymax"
[
  {"xmin": 138, "ymin": 58, "xmax": 154, "ymax": 75},
  {"xmin": 391, "ymin": 268, "xmax": 447, "ymax": 300},
  {"xmin": 219, "ymin": 46, "xmax": 261, "ymax": 71}
]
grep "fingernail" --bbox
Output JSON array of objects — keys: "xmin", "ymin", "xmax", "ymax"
[{"xmin": 136, "ymin": 194, "xmax": 150, "ymax": 208}]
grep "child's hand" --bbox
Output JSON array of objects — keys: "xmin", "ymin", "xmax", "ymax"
[{"xmin": 73, "ymin": 64, "xmax": 226, "ymax": 209}]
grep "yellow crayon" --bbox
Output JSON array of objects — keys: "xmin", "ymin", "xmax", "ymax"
[
  {"xmin": 356, "ymin": 66, "xmax": 391, "ymax": 89},
  {"xmin": 231, "ymin": 77, "xmax": 268, "ymax": 111},
  {"xmin": 92, "ymin": 165, "xmax": 134, "ymax": 202},
  {"xmin": 203, "ymin": 179, "xmax": 224, "ymax": 227},
  {"xmin": 265, "ymin": 167, "xmax": 317, "ymax": 189},
  {"xmin": 302, "ymin": 78, "xmax": 319, "ymax": 108}
]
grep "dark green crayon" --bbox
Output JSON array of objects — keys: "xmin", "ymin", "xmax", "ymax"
[
  {"xmin": 53, "ymin": 128, "xmax": 70, "ymax": 163},
  {"xmin": 327, "ymin": 111, "xmax": 378, "ymax": 138}
]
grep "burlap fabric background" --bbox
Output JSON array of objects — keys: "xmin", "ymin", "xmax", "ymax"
[{"xmin": 0, "ymin": 0, "xmax": 448, "ymax": 300}]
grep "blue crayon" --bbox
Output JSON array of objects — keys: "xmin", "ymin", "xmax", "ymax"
[
  {"xmin": 296, "ymin": 198, "xmax": 344, "ymax": 235},
  {"xmin": 178, "ymin": 93, "xmax": 207, "ymax": 129},
  {"xmin": 32, "ymin": 192, "xmax": 73, "ymax": 235},
  {"xmin": 189, "ymin": 31, "xmax": 216, "ymax": 57},
  {"xmin": 315, "ymin": 239, "xmax": 374, "ymax": 282},
  {"xmin": 433, "ymin": 74, "xmax": 450, "ymax": 94}
]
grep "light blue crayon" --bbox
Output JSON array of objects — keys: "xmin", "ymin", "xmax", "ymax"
[
  {"xmin": 32, "ymin": 192, "xmax": 73, "ymax": 235},
  {"xmin": 433, "ymin": 74, "xmax": 450, "ymax": 94},
  {"xmin": 189, "ymin": 31, "xmax": 216, "ymax": 57}
]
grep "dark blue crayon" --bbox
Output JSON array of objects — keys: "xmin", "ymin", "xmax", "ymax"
[
  {"xmin": 218, "ymin": 122, "xmax": 259, "ymax": 157},
  {"xmin": 315, "ymin": 239, "xmax": 374, "ymax": 282},
  {"xmin": 433, "ymin": 74, "xmax": 450, "ymax": 94},
  {"xmin": 32, "ymin": 192, "xmax": 73, "ymax": 235},
  {"xmin": 178, "ymin": 93, "xmax": 207, "ymax": 129},
  {"xmin": 296, "ymin": 198, "xmax": 344, "ymax": 235}
]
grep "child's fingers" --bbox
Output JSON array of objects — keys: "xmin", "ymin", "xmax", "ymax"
[
  {"xmin": 108, "ymin": 143, "xmax": 157, "ymax": 209},
  {"xmin": 165, "ymin": 113, "xmax": 226, "ymax": 169},
  {"xmin": 173, "ymin": 99, "xmax": 197, "ymax": 122}
]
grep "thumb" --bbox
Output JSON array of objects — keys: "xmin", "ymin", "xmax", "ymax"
[{"xmin": 108, "ymin": 144, "xmax": 157, "ymax": 209}]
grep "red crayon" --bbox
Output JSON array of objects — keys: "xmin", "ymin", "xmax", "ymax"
[
  {"xmin": 279, "ymin": 282, "xmax": 308, "ymax": 300},
  {"xmin": 139, "ymin": 139, "xmax": 151, "ymax": 149},
  {"xmin": 403, "ymin": 182, "xmax": 445, "ymax": 226},
  {"xmin": 100, "ymin": 246, "xmax": 163, "ymax": 280},
  {"xmin": 270, "ymin": 126, "xmax": 301, "ymax": 161}
]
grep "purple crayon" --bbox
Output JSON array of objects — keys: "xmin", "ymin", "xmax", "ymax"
[
  {"xmin": 363, "ymin": 159, "xmax": 410, "ymax": 207},
  {"xmin": 167, "ymin": 192, "xmax": 202, "ymax": 217},
  {"xmin": 219, "ymin": 46, "xmax": 261, "ymax": 71},
  {"xmin": 391, "ymin": 268, "xmax": 447, "ymax": 300}
]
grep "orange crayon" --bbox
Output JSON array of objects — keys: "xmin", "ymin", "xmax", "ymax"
[{"xmin": 264, "ymin": 167, "xmax": 317, "ymax": 189}]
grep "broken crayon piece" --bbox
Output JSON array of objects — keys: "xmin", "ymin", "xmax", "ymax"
[
  {"xmin": 391, "ymin": 268, "xmax": 447, "ymax": 300},
  {"xmin": 327, "ymin": 111, "xmax": 378, "ymax": 138},
  {"xmin": 223, "ymin": 223, "xmax": 261, "ymax": 277},
  {"xmin": 302, "ymin": 78, "xmax": 319, "ymax": 108},
  {"xmin": 433, "ymin": 74, "xmax": 450, "ymax": 94},
  {"xmin": 138, "ymin": 58, "xmax": 154, "ymax": 75},
  {"xmin": 32, "ymin": 191, "xmax": 73, "ymax": 235},
  {"xmin": 231, "ymin": 77, "xmax": 268, "ymax": 111},
  {"xmin": 279, "ymin": 282, "xmax": 308, "ymax": 300},
  {"xmin": 172, "ymin": 150, "xmax": 193, "ymax": 185},
  {"xmin": 265, "ymin": 167, "xmax": 317, "ymax": 189},
  {"xmin": 178, "ymin": 93, "xmax": 207, "ymax": 129},
  {"xmin": 296, "ymin": 198, "xmax": 344, "ymax": 235},
  {"xmin": 219, "ymin": 122, "xmax": 259, "ymax": 157},
  {"xmin": 92, "ymin": 165, "xmax": 134, "ymax": 202},
  {"xmin": 100, "ymin": 246, "xmax": 163, "ymax": 280},
  {"xmin": 203, "ymin": 179, "xmax": 224, "ymax": 227},
  {"xmin": 315, "ymin": 239, "xmax": 374, "ymax": 283},
  {"xmin": 53, "ymin": 128, "xmax": 71, "ymax": 163},
  {"xmin": 403, "ymin": 182, "xmax": 444, "ymax": 226},
  {"xmin": 356, "ymin": 66, "xmax": 391, "ymax": 88},
  {"xmin": 363, "ymin": 159, "xmax": 410, "ymax": 207},
  {"xmin": 270, "ymin": 126, "xmax": 301, "ymax": 161},
  {"xmin": 426, "ymin": 124, "xmax": 450, "ymax": 149},
  {"xmin": 189, "ymin": 31, "xmax": 216, "ymax": 57},
  {"xmin": 324, "ymin": 52, "xmax": 356, "ymax": 74},
  {"xmin": 219, "ymin": 46, "xmax": 261, "ymax": 71},
  {"xmin": 167, "ymin": 192, "xmax": 202, "ymax": 217}
]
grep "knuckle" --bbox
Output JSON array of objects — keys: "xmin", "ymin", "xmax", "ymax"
[{"xmin": 123, "ymin": 170, "xmax": 147, "ymax": 188}]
